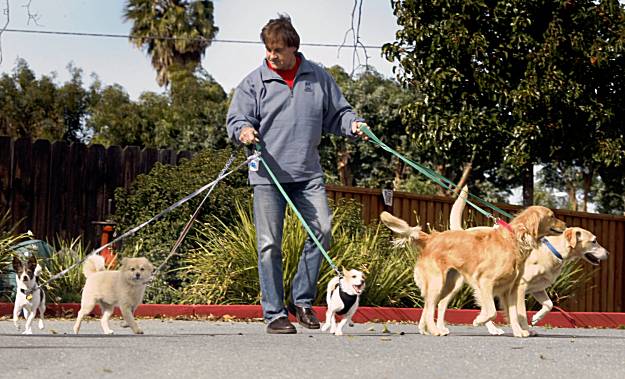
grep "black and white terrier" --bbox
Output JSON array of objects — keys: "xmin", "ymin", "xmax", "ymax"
[
  {"xmin": 12, "ymin": 255, "xmax": 46, "ymax": 334},
  {"xmin": 321, "ymin": 268, "xmax": 366, "ymax": 336}
]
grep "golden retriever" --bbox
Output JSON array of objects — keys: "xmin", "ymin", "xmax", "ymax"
[
  {"xmin": 380, "ymin": 204, "xmax": 566, "ymax": 338},
  {"xmin": 439, "ymin": 187, "xmax": 609, "ymax": 335}
]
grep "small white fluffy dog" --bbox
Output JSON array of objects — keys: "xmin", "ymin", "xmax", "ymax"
[
  {"xmin": 321, "ymin": 268, "xmax": 366, "ymax": 336},
  {"xmin": 12, "ymin": 255, "xmax": 46, "ymax": 334},
  {"xmin": 73, "ymin": 254, "xmax": 154, "ymax": 335}
]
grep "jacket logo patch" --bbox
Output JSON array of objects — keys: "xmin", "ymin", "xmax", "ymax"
[{"xmin": 304, "ymin": 81, "xmax": 313, "ymax": 92}]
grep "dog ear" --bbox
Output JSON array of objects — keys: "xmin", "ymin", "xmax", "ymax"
[
  {"xmin": 120, "ymin": 257, "xmax": 129, "ymax": 268},
  {"xmin": 27, "ymin": 255, "xmax": 38, "ymax": 269},
  {"xmin": 342, "ymin": 267, "xmax": 350, "ymax": 277},
  {"xmin": 564, "ymin": 228, "xmax": 577, "ymax": 248},
  {"xmin": 12, "ymin": 255, "xmax": 22, "ymax": 272}
]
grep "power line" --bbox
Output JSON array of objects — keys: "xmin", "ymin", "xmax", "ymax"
[{"xmin": 4, "ymin": 28, "xmax": 385, "ymax": 49}]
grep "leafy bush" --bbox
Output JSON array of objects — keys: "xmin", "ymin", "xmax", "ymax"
[
  {"xmin": 0, "ymin": 209, "xmax": 30, "ymax": 301},
  {"xmin": 178, "ymin": 199, "xmax": 423, "ymax": 307},
  {"xmin": 0, "ymin": 209, "xmax": 25, "ymax": 269},
  {"xmin": 112, "ymin": 148, "xmax": 250, "ymax": 303},
  {"xmin": 40, "ymin": 237, "xmax": 86, "ymax": 303}
]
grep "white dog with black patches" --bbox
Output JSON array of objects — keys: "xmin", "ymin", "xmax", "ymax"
[
  {"xmin": 321, "ymin": 268, "xmax": 365, "ymax": 336},
  {"xmin": 12, "ymin": 255, "xmax": 46, "ymax": 334}
]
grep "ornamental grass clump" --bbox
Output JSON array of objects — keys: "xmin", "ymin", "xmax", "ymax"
[{"xmin": 178, "ymin": 199, "xmax": 423, "ymax": 307}]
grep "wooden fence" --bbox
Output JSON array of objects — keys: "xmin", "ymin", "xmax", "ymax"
[
  {"xmin": 1, "ymin": 137, "xmax": 623, "ymax": 312},
  {"xmin": 0, "ymin": 137, "xmax": 192, "ymax": 246},
  {"xmin": 326, "ymin": 185, "xmax": 625, "ymax": 313}
]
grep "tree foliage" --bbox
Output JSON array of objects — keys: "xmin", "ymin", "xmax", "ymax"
[
  {"xmin": 383, "ymin": 0, "xmax": 625, "ymax": 209},
  {"xmin": 322, "ymin": 66, "xmax": 426, "ymax": 191},
  {"xmin": 0, "ymin": 59, "xmax": 87, "ymax": 142},
  {"xmin": 87, "ymin": 68, "xmax": 228, "ymax": 151},
  {"xmin": 124, "ymin": 0, "xmax": 219, "ymax": 87}
]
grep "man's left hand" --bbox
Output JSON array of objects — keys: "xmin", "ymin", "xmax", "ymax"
[{"xmin": 351, "ymin": 121, "xmax": 369, "ymax": 140}]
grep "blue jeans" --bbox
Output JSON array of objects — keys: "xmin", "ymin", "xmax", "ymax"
[{"xmin": 253, "ymin": 176, "xmax": 331, "ymax": 323}]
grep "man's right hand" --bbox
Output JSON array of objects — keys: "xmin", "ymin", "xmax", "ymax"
[{"xmin": 239, "ymin": 126, "xmax": 259, "ymax": 145}]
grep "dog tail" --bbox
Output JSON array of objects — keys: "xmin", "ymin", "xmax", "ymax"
[
  {"xmin": 449, "ymin": 185, "xmax": 468, "ymax": 231},
  {"xmin": 380, "ymin": 211, "xmax": 430, "ymax": 249},
  {"xmin": 82, "ymin": 254, "xmax": 106, "ymax": 277}
]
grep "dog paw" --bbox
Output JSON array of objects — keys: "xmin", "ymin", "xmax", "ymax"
[
  {"xmin": 134, "ymin": 328, "xmax": 144, "ymax": 335},
  {"xmin": 487, "ymin": 325, "xmax": 505, "ymax": 335},
  {"xmin": 334, "ymin": 330, "xmax": 344, "ymax": 336},
  {"xmin": 22, "ymin": 329, "xmax": 33, "ymax": 335},
  {"xmin": 321, "ymin": 323, "xmax": 330, "ymax": 332},
  {"xmin": 531, "ymin": 316, "xmax": 541, "ymax": 326},
  {"xmin": 439, "ymin": 327, "xmax": 450, "ymax": 335},
  {"xmin": 104, "ymin": 330, "xmax": 114, "ymax": 335},
  {"xmin": 38, "ymin": 321, "xmax": 44, "ymax": 329},
  {"xmin": 513, "ymin": 330, "xmax": 530, "ymax": 338},
  {"xmin": 349, "ymin": 322, "xmax": 354, "ymax": 327},
  {"xmin": 529, "ymin": 330, "xmax": 539, "ymax": 337}
]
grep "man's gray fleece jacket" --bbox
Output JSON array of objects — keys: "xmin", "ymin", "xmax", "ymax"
[{"xmin": 226, "ymin": 53, "xmax": 360, "ymax": 185}]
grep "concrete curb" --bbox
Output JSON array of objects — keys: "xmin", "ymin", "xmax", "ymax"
[{"xmin": 2, "ymin": 303, "xmax": 625, "ymax": 328}]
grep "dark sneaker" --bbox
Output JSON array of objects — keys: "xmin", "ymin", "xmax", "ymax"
[
  {"xmin": 288, "ymin": 303, "xmax": 320, "ymax": 329},
  {"xmin": 266, "ymin": 317, "xmax": 297, "ymax": 334}
]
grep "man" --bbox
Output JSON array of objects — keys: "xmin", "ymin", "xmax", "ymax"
[{"xmin": 226, "ymin": 15, "xmax": 367, "ymax": 334}]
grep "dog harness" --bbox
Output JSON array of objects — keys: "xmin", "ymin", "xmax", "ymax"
[{"xmin": 332, "ymin": 282, "xmax": 358, "ymax": 316}]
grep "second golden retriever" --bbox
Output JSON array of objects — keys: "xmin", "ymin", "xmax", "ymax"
[{"xmin": 381, "ymin": 205, "xmax": 566, "ymax": 337}]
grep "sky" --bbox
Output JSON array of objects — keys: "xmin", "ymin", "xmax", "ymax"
[{"xmin": 0, "ymin": 0, "xmax": 399, "ymax": 98}]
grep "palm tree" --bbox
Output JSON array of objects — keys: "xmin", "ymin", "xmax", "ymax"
[{"xmin": 124, "ymin": 0, "xmax": 219, "ymax": 87}]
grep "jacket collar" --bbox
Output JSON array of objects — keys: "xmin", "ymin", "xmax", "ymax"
[{"xmin": 260, "ymin": 52, "xmax": 313, "ymax": 82}]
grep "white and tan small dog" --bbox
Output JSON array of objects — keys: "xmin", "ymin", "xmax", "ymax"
[
  {"xmin": 12, "ymin": 255, "xmax": 46, "ymax": 334},
  {"xmin": 73, "ymin": 254, "xmax": 154, "ymax": 335},
  {"xmin": 321, "ymin": 268, "xmax": 366, "ymax": 336}
]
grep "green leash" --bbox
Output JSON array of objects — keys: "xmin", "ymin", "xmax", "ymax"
[
  {"xmin": 253, "ymin": 145, "xmax": 342, "ymax": 277},
  {"xmin": 358, "ymin": 124, "xmax": 515, "ymax": 221}
]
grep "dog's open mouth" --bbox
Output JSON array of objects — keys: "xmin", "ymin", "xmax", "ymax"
[
  {"xmin": 353, "ymin": 283, "xmax": 364, "ymax": 294},
  {"xmin": 584, "ymin": 253, "xmax": 601, "ymax": 266}
]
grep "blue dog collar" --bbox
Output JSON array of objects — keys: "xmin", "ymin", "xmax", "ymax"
[{"xmin": 542, "ymin": 238, "xmax": 563, "ymax": 260}]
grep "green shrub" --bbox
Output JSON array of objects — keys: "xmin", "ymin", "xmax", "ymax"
[
  {"xmin": 0, "ymin": 209, "xmax": 30, "ymax": 301},
  {"xmin": 40, "ymin": 237, "xmax": 87, "ymax": 303},
  {"xmin": 178, "ymin": 199, "xmax": 423, "ymax": 307},
  {"xmin": 112, "ymin": 148, "xmax": 250, "ymax": 302}
]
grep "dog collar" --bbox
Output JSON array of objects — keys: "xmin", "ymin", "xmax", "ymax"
[
  {"xmin": 20, "ymin": 287, "xmax": 39, "ymax": 301},
  {"xmin": 542, "ymin": 238, "xmax": 563, "ymax": 260},
  {"xmin": 495, "ymin": 219, "xmax": 514, "ymax": 233}
]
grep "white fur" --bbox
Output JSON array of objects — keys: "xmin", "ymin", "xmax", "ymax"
[{"xmin": 321, "ymin": 269, "xmax": 366, "ymax": 336}]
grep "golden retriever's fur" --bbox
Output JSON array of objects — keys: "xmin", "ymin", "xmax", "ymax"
[{"xmin": 380, "ymin": 205, "xmax": 566, "ymax": 337}]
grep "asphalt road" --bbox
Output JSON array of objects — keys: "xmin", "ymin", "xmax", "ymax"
[{"xmin": 1, "ymin": 318, "xmax": 624, "ymax": 378}]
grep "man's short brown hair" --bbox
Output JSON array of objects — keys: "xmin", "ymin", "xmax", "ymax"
[{"xmin": 261, "ymin": 14, "xmax": 300, "ymax": 50}]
